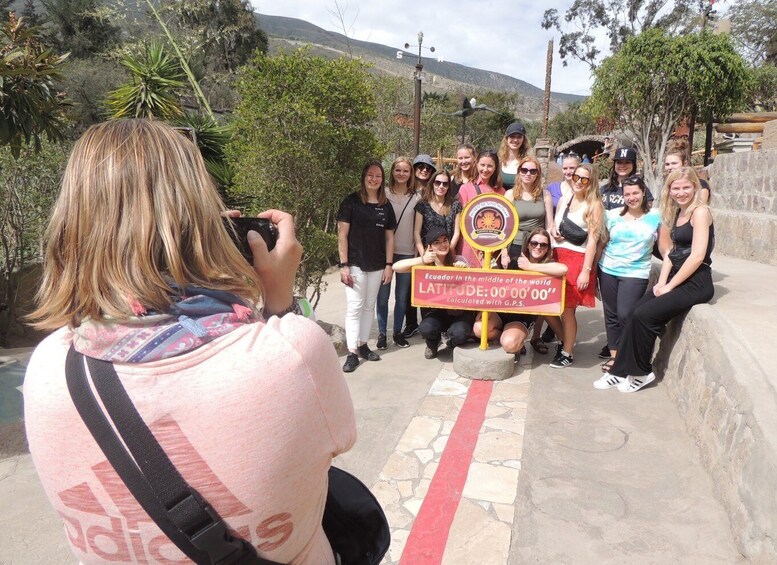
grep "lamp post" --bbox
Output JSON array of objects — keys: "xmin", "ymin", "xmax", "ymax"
[{"xmin": 404, "ymin": 32, "xmax": 434, "ymax": 157}]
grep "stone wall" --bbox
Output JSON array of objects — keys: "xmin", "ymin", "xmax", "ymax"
[
  {"xmin": 653, "ymin": 306, "xmax": 777, "ymax": 563},
  {"xmin": 707, "ymin": 149, "xmax": 777, "ymax": 265}
]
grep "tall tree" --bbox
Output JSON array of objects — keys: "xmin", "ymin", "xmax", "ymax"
[
  {"xmin": 542, "ymin": 0, "xmax": 701, "ymax": 69},
  {"xmin": 0, "ymin": 13, "xmax": 69, "ymax": 158},
  {"xmin": 162, "ymin": 0, "xmax": 268, "ymax": 73},
  {"xmin": 587, "ymin": 28, "xmax": 750, "ymax": 191},
  {"xmin": 229, "ymin": 48, "xmax": 380, "ymax": 303},
  {"xmin": 727, "ymin": 0, "xmax": 777, "ymax": 65},
  {"xmin": 40, "ymin": 0, "xmax": 120, "ymax": 58}
]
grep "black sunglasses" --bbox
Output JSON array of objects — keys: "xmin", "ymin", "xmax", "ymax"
[
  {"xmin": 529, "ymin": 240, "xmax": 549, "ymax": 249},
  {"xmin": 519, "ymin": 167, "xmax": 539, "ymax": 175},
  {"xmin": 433, "ymin": 180, "xmax": 449, "ymax": 187},
  {"xmin": 415, "ymin": 164, "xmax": 434, "ymax": 172},
  {"xmin": 624, "ymin": 174, "xmax": 643, "ymax": 185}
]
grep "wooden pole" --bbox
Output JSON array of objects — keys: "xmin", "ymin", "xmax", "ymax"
[{"xmin": 541, "ymin": 40, "xmax": 553, "ymax": 138}]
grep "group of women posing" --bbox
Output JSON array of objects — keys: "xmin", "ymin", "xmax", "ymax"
[{"xmin": 337, "ymin": 129, "xmax": 715, "ymax": 394}]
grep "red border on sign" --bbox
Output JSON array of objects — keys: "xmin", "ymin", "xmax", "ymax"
[{"xmin": 411, "ymin": 266, "xmax": 565, "ymax": 316}]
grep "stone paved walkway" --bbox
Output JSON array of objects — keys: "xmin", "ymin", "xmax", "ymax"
[{"xmin": 375, "ymin": 350, "xmax": 532, "ymax": 564}]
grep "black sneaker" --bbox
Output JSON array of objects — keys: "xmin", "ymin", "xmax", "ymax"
[
  {"xmin": 376, "ymin": 333, "xmax": 387, "ymax": 350},
  {"xmin": 424, "ymin": 340, "xmax": 439, "ymax": 359},
  {"xmin": 393, "ymin": 332, "xmax": 410, "ymax": 348},
  {"xmin": 598, "ymin": 345, "xmax": 611, "ymax": 359},
  {"xmin": 541, "ymin": 325, "xmax": 556, "ymax": 343},
  {"xmin": 402, "ymin": 324, "xmax": 419, "ymax": 338},
  {"xmin": 342, "ymin": 353, "xmax": 359, "ymax": 373},
  {"xmin": 357, "ymin": 343, "xmax": 381, "ymax": 361},
  {"xmin": 550, "ymin": 350, "xmax": 574, "ymax": 369}
]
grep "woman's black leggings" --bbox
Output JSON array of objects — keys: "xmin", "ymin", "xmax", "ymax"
[
  {"xmin": 599, "ymin": 271, "xmax": 649, "ymax": 351},
  {"xmin": 609, "ymin": 266, "xmax": 714, "ymax": 378}
]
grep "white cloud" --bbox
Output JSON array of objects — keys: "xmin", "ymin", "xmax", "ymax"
[{"xmin": 252, "ymin": 0, "xmax": 597, "ymax": 95}]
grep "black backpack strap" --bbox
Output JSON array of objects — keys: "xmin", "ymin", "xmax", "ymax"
[{"xmin": 65, "ymin": 346, "xmax": 283, "ymax": 565}]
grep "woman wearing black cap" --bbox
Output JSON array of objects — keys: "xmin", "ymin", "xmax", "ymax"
[
  {"xmin": 498, "ymin": 122, "xmax": 533, "ymax": 190},
  {"xmin": 393, "ymin": 227, "xmax": 474, "ymax": 360}
]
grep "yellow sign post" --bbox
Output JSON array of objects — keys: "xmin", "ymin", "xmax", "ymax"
[{"xmin": 459, "ymin": 194, "xmax": 519, "ymax": 350}]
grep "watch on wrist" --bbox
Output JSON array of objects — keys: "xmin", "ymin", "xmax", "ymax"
[
  {"xmin": 385, "ymin": 262, "xmax": 393, "ymax": 266},
  {"xmin": 338, "ymin": 262, "xmax": 349, "ymax": 268}
]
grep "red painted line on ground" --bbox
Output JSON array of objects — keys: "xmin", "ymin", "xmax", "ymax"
[{"xmin": 399, "ymin": 379, "xmax": 494, "ymax": 565}]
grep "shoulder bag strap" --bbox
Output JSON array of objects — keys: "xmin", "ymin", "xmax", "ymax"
[
  {"xmin": 393, "ymin": 193, "xmax": 414, "ymax": 232},
  {"xmin": 65, "ymin": 346, "xmax": 281, "ymax": 565}
]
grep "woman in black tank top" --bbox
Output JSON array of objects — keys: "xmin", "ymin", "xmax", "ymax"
[{"xmin": 593, "ymin": 167, "xmax": 714, "ymax": 393}]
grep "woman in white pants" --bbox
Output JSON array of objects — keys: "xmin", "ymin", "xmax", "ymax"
[{"xmin": 337, "ymin": 159, "xmax": 396, "ymax": 372}]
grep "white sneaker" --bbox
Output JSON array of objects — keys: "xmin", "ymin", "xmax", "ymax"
[
  {"xmin": 593, "ymin": 374, "xmax": 626, "ymax": 390},
  {"xmin": 617, "ymin": 373, "xmax": 656, "ymax": 393}
]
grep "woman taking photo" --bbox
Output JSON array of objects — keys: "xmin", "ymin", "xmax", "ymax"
[
  {"xmin": 414, "ymin": 169, "xmax": 462, "ymax": 256},
  {"xmin": 498, "ymin": 122, "xmax": 532, "ymax": 190},
  {"xmin": 394, "ymin": 227, "xmax": 474, "ymax": 359},
  {"xmin": 600, "ymin": 167, "xmax": 714, "ymax": 393},
  {"xmin": 477, "ymin": 228, "xmax": 566, "ymax": 359},
  {"xmin": 376, "ymin": 157, "xmax": 419, "ymax": 350},
  {"xmin": 24, "ymin": 119, "xmax": 356, "ymax": 565},
  {"xmin": 337, "ymin": 160, "xmax": 396, "ymax": 372},
  {"xmin": 450, "ymin": 143, "xmax": 477, "ymax": 199},
  {"xmin": 594, "ymin": 175, "xmax": 661, "ymax": 378},
  {"xmin": 550, "ymin": 163, "xmax": 605, "ymax": 368},
  {"xmin": 456, "ymin": 150, "xmax": 505, "ymax": 267}
]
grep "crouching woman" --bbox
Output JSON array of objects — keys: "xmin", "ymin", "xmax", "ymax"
[{"xmin": 393, "ymin": 227, "xmax": 475, "ymax": 359}]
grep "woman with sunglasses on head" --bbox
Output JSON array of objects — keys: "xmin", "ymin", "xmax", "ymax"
[
  {"xmin": 498, "ymin": 122, "xmax": 532, "ymax": 190},
  {"xmin": 375, "ymin": 157, "xmax": 420, "ymax": 350},
  {"xmin": 598, "ymin": 167, "xmax": 714, "ymax": 393},
  {"xmin": 593, "ymin": 175, "xmax": 661, "ymax": 378},
  {"xmin": 550, "ymin": 163, "xmax": 605, "ymax": 368},
  {"xmin": 394, "ymin": 227, "xmax": 474, "ymax": 360},
  {"xmin": 477, "ymin": 228, "xmax": 566, "ymax": 359},
  {"xmin": 450, "ymin": 143, "xmax": 477, "ymax": 199},
  {"xmin": 337, "ymin": 160, "xmax": 397, "ymax": 373},
  {"xmin": 456, "ymin": 150, "xmax": 505, "ymax": 267}
]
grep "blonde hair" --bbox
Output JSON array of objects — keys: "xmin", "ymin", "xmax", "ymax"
[
  {"xmin": 29, "ymin": 119, "xmax": 262, "ymax": 330},
  {"xmin": 660, "ymin": 166, "xmax": 708, "ymax": 228},
  {"xmin": 574, "ymin": 163, "xmax": 605, "ymax": 238},
  {"xmin": 388, "ymin": 156, "xmax": 415, "ymax": 195},
  {"xmin": 517, "ymin": 156, "xmax": 543, "ymax": 201},
  {"xmin": 452, "ymin": 143, "xmax": 476, "ymax": 184}
]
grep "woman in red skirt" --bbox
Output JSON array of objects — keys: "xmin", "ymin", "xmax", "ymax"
[{"xmin": 549, "ymin": 163, "xmax": 605, "ymax": 368}]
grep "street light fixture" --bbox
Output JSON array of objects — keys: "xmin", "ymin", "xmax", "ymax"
[{"xmin": 404, "ymin": 32, "xmax": 435, "ymax": 157}]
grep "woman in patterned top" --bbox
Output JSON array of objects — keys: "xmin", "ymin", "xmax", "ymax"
[{"xmin": 414, "ymin": 169, "xmax": 462, "ymax": 255}]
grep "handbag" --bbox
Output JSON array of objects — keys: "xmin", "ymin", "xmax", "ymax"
[
  {"xmin": 558, "ymin": 198, "xmax": 589, "ymax": 246},
  {"xmin": 65, "ymin": 347, "xmax": 389, "ymax": 565}
]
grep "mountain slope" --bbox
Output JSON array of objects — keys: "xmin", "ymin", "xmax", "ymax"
[{"xmin": 257, "ymin": 14, "xmax": 584, "ymax": 118}]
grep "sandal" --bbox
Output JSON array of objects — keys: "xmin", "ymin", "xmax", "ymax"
[
  {"xmin": 529, "ymin": 338, "xmax": 548, "ymax": 354},
  {"xmin": 601, "ymin": 359, "xmax": 615, "ymax": 372}
]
